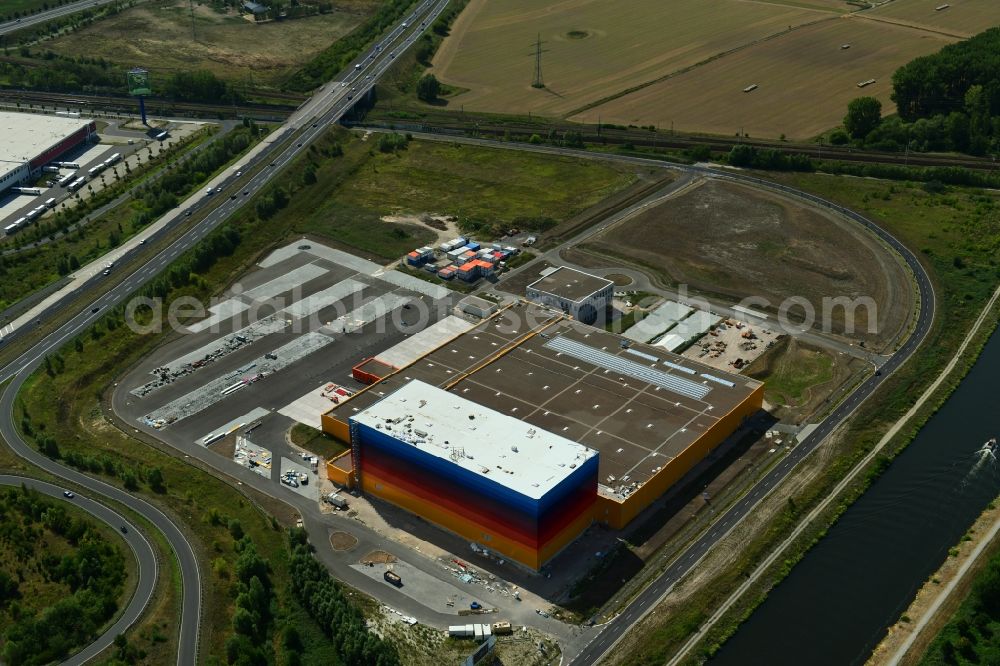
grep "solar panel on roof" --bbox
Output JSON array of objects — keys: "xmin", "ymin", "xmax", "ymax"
[
  {"xmin": 545, "ymin": 336, "xmax": 711, "ymax": 400},
  {"xmin": 625, "ymin": 348, "xmax": 659, "ymax": 363},
  {"xmin": 662, "ymin": 360, "xmax": 697, "ymax": 375},
  {"xmin": 701, "ymin": 373, "xmax": 735, "ymax": 388}
]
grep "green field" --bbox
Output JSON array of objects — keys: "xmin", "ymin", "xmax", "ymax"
[
  {"xmin": 334, "ymin": 138, "xmax": 637, "ymax": 235},
  {"xmin": 290, "ymin": 424, "xmax": 349, "ymax": 461},
  {"xmin": 41, "ymin": 0, "xmax": 376, "ymax": 89}
]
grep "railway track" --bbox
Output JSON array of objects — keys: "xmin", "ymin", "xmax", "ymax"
[
  {"xmin": 0, "ymin": 88, "xmax": 297, "ymax": 120},
  {"xmin": 359, "ymin": 116, "xmax": 1000, "ymax": 171}
]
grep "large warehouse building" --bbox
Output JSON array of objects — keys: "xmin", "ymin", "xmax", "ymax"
[
  {"xmin": 350, "ymin": 380, "xmax": 599, "ymax": 570},
  {"xmin": 323, "ymin": 301, "xmax": 763, "ymax": 569},
  {"xmin": 0, "ymin": 112, "xmax": 97, "ymax": 195}
]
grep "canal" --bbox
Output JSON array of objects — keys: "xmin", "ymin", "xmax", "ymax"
[{"xmin": 711, "ymin": 324, "xmax": 1000, "ymax": 666}]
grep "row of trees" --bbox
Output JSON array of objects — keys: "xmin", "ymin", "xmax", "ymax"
[
  {"xmin": 0, "ymin": 486, "xmax": 127, "ymax": 666},
  {"xmin": 2, "ymin": 51, "xmax": 240, "ymax": 104},
  {"xmin": 841, "ymin": 27, "xmax": 1000, "ymax": 155},
  {"xmin": 287, "ymin": 530, "xmax": 400, "ymax": 666},
  {"xmin": 225, "ymin": 537, "xmax": 278, "ymax": 665}
]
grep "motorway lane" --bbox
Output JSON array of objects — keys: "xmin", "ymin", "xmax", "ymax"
[
  {"xmin": 0, "ymin": 1, "xmax": 450, "ymax": 662},
  {"xmin": 0, "ymin": 475, "xmax": 157, "ymax": 665},
  {"xmin": 0, "ymin": 0, "xmax": 125, "ymax": 35}
]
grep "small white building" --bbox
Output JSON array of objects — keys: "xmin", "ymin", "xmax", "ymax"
[{"xmin": 526, "ymin": 266, "xmax": 613, "ymax": 325}]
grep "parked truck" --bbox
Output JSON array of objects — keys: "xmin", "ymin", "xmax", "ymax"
[{"xmin": 325, "ymin": 493, "xmax": 348, "ymax": 509}]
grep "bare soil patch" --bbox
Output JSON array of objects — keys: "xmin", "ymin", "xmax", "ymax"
[
  {"xmin": 432, "ymin": 0, "xmax": 829, "ymax": 118},
  {"xmin": 584, "ymin": 179, "xmax": 912, "ymax": 347},
  {"xmin": 360, "ymin": 549, "xmax": 397, "ymax": 564},
  {"xmin": 44, "ymin": 0, "xmax": 376, "ymax": 88},
  {"xmin": 330, "ymin": 530, "xmax": 359, "ymax": 551},
  {"xmin": 577, "ymin": 17, "xmax": 954, "ymax": 139}
]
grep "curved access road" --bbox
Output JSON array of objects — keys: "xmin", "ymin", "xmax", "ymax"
[
  {"xmin": 364, "ymin": 130, "xmax": 935, "ymax": 665},
  {"xmin": 0, "ymin": 2, "xmax": 450, "ymax": 663},
  {"xmin": 0, "ymin": 475, "xmax": 156, "ymax": 665}
]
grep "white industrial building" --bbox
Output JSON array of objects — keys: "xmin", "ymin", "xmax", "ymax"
[
  {"xmin": 0, "ymin": 112, "xmax": 96, "ymax": 195},
  {"xmin": 526, "ymin": 266, "xmax": 613, "ymax": 325}
]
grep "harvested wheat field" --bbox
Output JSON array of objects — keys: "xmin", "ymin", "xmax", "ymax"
[
  {"xmin": 575, "ymin": 17, "xmax": 954, "ymax": 139},
  {"xmin": 582, "ymin": 179, "xmax": 912, "ymax": 344},
  {"xmin": 867, "ymin": 0, "xmax": 1000, "ymax": 38},
  {"xmin": 432, "ymin": 0, "xmax": 831, "ymax": 117},
  {"xmin": 45, "ymin": 0, "xmax": 376, "ymax": 88}
]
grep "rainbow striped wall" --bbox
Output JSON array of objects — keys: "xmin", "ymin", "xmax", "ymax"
[{"xmin": 352, "ymin": 421, "xmax": 598, "ymax": 570}]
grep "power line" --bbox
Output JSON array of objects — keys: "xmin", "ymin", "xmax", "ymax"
[{"xmin": 530, "ymin": 33, "xmax": 548, "ymax": 89}]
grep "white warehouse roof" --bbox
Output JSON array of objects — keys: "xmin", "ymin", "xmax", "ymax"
[
  {"xmin": 351, "ymin": 379, "xmax": 597, "ymax": 499},
  {"xmin": 0, "ymin": 111, "xmax": 92, "ymax": 164}
]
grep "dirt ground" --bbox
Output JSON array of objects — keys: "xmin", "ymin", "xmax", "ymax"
[
  {"xmin": 866, "ymin": 0, "xmax": 1000, "ymax": 38},
  {"xmin": 44, "ymin": 0, "xmax": 375, "ymax": 88},
  {"xmin": 381, "ymin": 213, "xmax": 461, "ymax": 246},
  {"xmin": 681, "ymin": 318, "xmax": 781, "ymax": 374},
  {"xmin": 361, "ymin": 550, "xmax": 398, "ymax": 565},
  {"xmin": 431, "ymin": 0, "xmax": 828, "ymax": 118},
  {"xmin": 330, "ymin": 531, "xmax": 359, "ymax": 551},
  {"xmin": 576, "ymin": 17, "xmax": 955, "ymax": 139},
  {"xmin": 584, "ymin": 179, "xmax": 912, "ymax": 348},
  {"xmin": 373, "ymin": 612, "xmax": 561, "ymax": 666}
]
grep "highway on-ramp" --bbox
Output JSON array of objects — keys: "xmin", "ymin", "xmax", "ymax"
[
  {"xmin": 0, "ymin": 475, "xmax": 157, "ymax": 665},
  {"xmin": 0, "ymin": 1, "xmax": 450, "ymax": 662}
]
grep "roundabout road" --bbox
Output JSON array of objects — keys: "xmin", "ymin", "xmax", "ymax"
[{"xmin": 0, "ymin": 475, "xmax": 157, "ymax": 665}]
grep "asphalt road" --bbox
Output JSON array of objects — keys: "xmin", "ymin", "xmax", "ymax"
[
  {"xmin": 0, "ymin": 475, "xmax": 157, "ymax": 664},
  {"xmin": 0, "ymin": 0, "xmax": 125, "ymax": 36},
  {"xmin": 0, "ymin": 1, "xmax": 450, "ymax": 662}
]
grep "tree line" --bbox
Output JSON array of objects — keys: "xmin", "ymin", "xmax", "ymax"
[
  {"xmin": 287, "ymin": 529, "xmax": 400, "ymax": 666},
  {"xmin": 1, "ymin": 51, "xmax": 242, "ymax": 104},
  {"xmin": 841, "ymin": 27, "xmax": 1000, "ymax": 155}
]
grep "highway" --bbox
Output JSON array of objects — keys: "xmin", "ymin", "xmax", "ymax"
[
  {"xmin": 0, "ymin": 475, "xmax": 157, "ymax": 664},
  {"xmin": 0, "ymin": 1, "xmax": 450, "ymax": 662},
  {"xmin": 0, "ymin": 0, "xmax": 126, "ymax": 36}
]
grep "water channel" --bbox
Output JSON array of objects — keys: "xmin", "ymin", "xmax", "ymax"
[{"xmin": 711, "ymin": 324, "xmax": 1000, "ymax": 665}]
